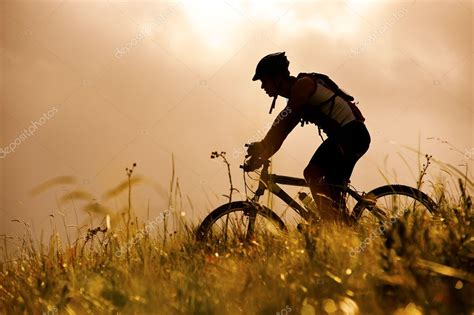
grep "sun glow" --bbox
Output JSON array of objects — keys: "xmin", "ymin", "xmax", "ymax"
[
  {"xmin": 180, "ymin": 0, "xmax": 240, "ymax": 50},
  {"xmin": 345, "ymin": 0, "xmax": 379, "ymax": 13},
  {"xmin": 178, "ymin": 0, "xmax": 296, "ymax": 50},
  {"xmin": 174, "ymin": 0, "xmax": 379, "ymax": 55}
]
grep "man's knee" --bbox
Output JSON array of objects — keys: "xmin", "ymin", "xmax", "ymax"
[{"xmin": 303, "ymin": 164, "xmax": 324, "ymax": 184}]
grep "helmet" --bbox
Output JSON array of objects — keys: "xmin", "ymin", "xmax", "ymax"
[{"xmin": 252, "ymin": 52, "xmax": 289, "ymax": 81}]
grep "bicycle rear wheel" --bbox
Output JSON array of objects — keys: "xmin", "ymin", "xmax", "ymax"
[
  {"xmin": 196, "ymin": 201, "xmax": 287, "ymax": 248},
  {"xmin": 352, "ymin": 185, "xmax": 437, "ymax": 227}
]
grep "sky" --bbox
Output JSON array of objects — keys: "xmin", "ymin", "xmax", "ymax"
[{"xmin": 0, "ymin": 0, "xmax": 473, "ymax": 242}]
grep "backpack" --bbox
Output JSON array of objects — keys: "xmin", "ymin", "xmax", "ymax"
[{"xmin": 297, "ymin": 72, "xmax": 365, "ymax": 139}]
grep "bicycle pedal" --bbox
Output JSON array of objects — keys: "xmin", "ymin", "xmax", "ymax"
[
  {"xmin": 297, "ymin": 222, "xmax": 318, "ymax": 234},
  {"xmin": 297, "ymin": 223, "xmax": 307, "ymax": 232}
]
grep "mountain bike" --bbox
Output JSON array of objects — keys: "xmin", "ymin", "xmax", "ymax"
[{"xmin": 196, "ymin": 146, "xmax": 437, "ymax": 245}]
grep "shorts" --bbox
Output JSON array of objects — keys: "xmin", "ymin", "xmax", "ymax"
[{"xmin": 309, "ymin": 120, "xmax": 370, "ymax": 187}]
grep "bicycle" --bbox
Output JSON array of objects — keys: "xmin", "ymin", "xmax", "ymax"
[{"xmin": 196, "ymin": 145, "xmax": 438, "ymax": 245}]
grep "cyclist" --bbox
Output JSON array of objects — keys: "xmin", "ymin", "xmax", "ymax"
[{"xmin": 244, "ymin": 52, "xmax": 371, "ymax": 224}]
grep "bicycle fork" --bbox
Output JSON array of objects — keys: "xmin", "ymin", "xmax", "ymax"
[{"xmin": 246, "ymin": 208, "xmax": 257, "ymax": 242}]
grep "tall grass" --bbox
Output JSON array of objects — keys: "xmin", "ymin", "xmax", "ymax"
[{"xmin": 0, "ymin": 161, "xmax": 472, "ymax": 315}]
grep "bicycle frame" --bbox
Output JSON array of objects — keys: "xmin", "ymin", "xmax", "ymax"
[
  {"xmin": 247, "ymin": 160, "xmax": 370, "ymax": 221},
  {"xmin": 197, "ymin": 159, "xmax": 436, "ymax": 243}
]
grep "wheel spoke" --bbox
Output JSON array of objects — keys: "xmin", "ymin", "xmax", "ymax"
[
  {"xmin": 355, "ymin": 185, "xmax": 436, "ymax": 230},
  {"xmin": 197, "ymin": 202, "xmax": 286, "ymax": 248}
]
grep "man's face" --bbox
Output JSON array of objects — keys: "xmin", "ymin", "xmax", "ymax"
[{"xmin": 260, "ymin": 76, "xmax": 278, "ymax": 97}]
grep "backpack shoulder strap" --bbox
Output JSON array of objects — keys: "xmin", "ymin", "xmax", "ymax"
[{"xmin": 307, "ymin": 72, "xmax": 355, "ymax": 103}]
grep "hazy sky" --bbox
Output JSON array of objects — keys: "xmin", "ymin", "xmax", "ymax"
[{"xmin": 1, "ymin": 0, "xmax": 472, "ymax": 241}]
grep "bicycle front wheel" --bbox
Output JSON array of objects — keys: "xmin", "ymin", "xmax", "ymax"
[
  {"xmin": 196, "ymin": 201, "xmax": 287, "ymax": 247},
  {"xmin": 352, "ymin": 185, "xmax": 437, "ymax": 226}
]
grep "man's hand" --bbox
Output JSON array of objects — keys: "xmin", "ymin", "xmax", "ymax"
[
  {"xmin": 242, "ymin": 142, "xmax": 266, "ymax": 172},
  {"xmin": 246, "ymin": 141, "xmax": 265, "ymax": 158},
  {"xmin": 243, "ymin": 156, "xmax": 263, "ymax": 172}
]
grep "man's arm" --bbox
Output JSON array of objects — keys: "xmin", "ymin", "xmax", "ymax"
[{"xmin": 259, "ymin": 76, "xmax": 316, "ymax": 159}]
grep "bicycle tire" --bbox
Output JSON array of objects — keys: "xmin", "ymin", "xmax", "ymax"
[
  {"xmin": 196, "ymin": 201, "xmax": 287, "ymax": 244},
  {"xmin": 352, "ymin": 184, "xmax": 437, "ymax": 223}
]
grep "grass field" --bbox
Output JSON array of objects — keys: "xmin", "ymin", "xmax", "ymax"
[{"xmin": 1, "ymin": 162, "xmax": 473, "ymax": 315}]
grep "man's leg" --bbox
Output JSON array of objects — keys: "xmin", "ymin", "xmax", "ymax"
[
  {"xmin": 303, "ymin": 164, "xmax": 343, "ymax": 223},
  {"xmin": 333, "ymin": 121, "xmax": 371, "ymax": 221}
]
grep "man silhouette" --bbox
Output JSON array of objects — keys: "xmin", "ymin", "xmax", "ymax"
[{"xmin": 244, "ymin": 52, "xmax": 370, "ymax": 224}]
